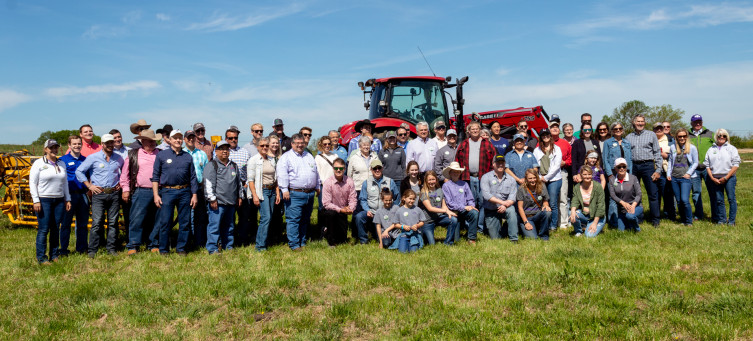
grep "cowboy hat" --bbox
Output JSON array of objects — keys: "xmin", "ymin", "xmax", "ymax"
[
  {"xmin": 442, "ymin": 161, "xmax": 465, "ymax": 180},
  {"xmin": 134, "ymin": 129, "xmax": 161, "ymax": 141},
  {"xmin": 129, "ymin": 119, "xmax": 152, "ymax": 134},
  {"xmin": 354, "ymin": 119, "xmax": 376, "ymax": 132}
]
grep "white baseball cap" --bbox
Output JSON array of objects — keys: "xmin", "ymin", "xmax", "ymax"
[
  {"xmin": 100, "ymin": 134, "xmax": 115, "ymax": 143},
  {"xmin": 169, "ymin": 129, "xmax": 183, "ymax": 138},
  {"xmin": 614, "ymin": 158, "xmax": 628, "ymax": 167}
]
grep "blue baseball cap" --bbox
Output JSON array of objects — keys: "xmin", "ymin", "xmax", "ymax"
[
  {"xmin": 691, "ymin": 114, "xmax": 703, "ymax": 122},
  {"xmin": 513, "ymin": 133, "xmax": 525, "ymax": 141},
  {"xmin": 550, "ymin": 114, "xmax": 560, "ymax": 122}
]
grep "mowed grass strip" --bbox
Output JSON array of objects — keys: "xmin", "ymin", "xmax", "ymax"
[{"xmin": 1, "ymin": 156, "xmax": 751, "ymax": 339}]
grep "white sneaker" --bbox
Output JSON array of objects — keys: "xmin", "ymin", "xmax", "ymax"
[
  {"xmin": 575, "ymin": 232, "xmax": 583, "ymax": 237},
  {"xmin": 559, "ymin": 224, "xmax": 569, "ymax": 229}
]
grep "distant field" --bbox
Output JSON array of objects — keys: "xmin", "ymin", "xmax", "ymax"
[
  {"xmin": 0, "ymin": 144, "xmax": 41, "ymax": 154},
  {"xmin": 0, "ymin": 154, "xmax": 750, "ymax": 339}
]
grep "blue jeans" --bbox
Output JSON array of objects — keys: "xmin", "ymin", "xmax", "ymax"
[
  {"xmin": 284, "ymin": 190, "xmax": 315, "ymax": 250},
  {"xmin": 545, "ymin": 179, "xmax": 562, "ymax": 229},
  {"xmin": 671, "ymin": 177, "xmax": 693, "ymax": 225},
  {"xmin": 606, "ymin": 192, "xmax": 618, "ymax": 228},
  {"xmin": 89, "ymin": 191, "xmax": 120, "ymax": 254},
  {"xmin": 206, "ymin": 203, "xmax": 235, "ymax": 253},
  {"xmin": 61, "ymin": 191, "xmax": 89, "ymax": 254},
  {"xmin": 191, "ymin": 186, "xmax": 208, "ymax": 249},
  {"xmin": 255, "ymin": 188, "xmax": 276, "ymax": 250},
  {"xmin": 458, "ymin": 209, "xmax": 479, "ymax": 242},
  {"xmin": 572, "ymin": 211, "xmax": 605, "ymax": 237},
  {"xmin": 707, "ymin": 175, "xmax": 737, "ymax": 225},
  {"xmin": 127, "ymin": 188, "xmax": 157, "ymax": 250},
  {"xmin": 354, "ymin": 210, "xmax": 374, "ymax": 244},
  {"xmin": 632, "ymin": 162, "xmax": 660, "ymax": 224},
  {"xmin": 521, "ymin": 210, "xmax": 551, "ymax": 240},
  {"xmin": 36, "ymin": 197, "xmax": 64, "ymax": 262},
  {"xmin": 422, "ymin": 214, "xmax": 458, "ymax": 245},
  {"xmin": 617, "ymin": 205, "xmax": 643, "ymax": 232},
  {"xmin": 484, "ymin": 206, "xmax": 519, "ymax": 241},
  {"xmin": 156, "ymin": 187, "xmax": 192, "ymax": 253},
  {"xmin": 660, "ymin": 172, "xmax": 676, "ymax": 219},
  {"xmin": 692, "ymin": 168, "xmax": 707, "ymax": 220},
  {"xmin": 469, "ymin": 176, "xmax": 485, "ymax": 230}
]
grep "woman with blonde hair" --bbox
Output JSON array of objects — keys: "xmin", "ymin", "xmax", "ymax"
[
  {"xmin": 667, "ymin": 128, "xmax": 698, "ymax": 226},
  {"xmin": 703, "ymin": 128, "xmax": 740, "ymax": 225},
  {"xmin": 30, "ymin": 139, "xmax": 71, "ymax": 264}
]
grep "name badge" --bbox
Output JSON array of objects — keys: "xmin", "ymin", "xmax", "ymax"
[
  {"xmin": 537, "ymin": 195, "xmax": 543, "ymax": 201},
  {"xmin": 435, "ymin": 196, "xmax": 441, "ymax": 202},
  {"xmin": 384, "ymin": 154, "xmax": 388, "ymax": 158},
  {"xmin": 231, "ymin": 172, "xmax": 236, "ymax": 177},
  {"xmin": 68, "ymin": 162, "xmax": 75, "ymax": 166},
  {"xmin": 458, "ymin": 188, "xmax": 464, "ymax": 193},
  {"xmin": 371, "ymin": 186, "xmax": 377, "ymax": 192},
  {"xmin": 527, "ymin": 155, "xmax": 532, "ymax": 158},
  {"xmin": 384, "ymin": 215, "xmax": 389, "ymax": 220},
  {"xmin": 166, "ymin": 159, "xmax": 173, "ymax": 164},
  {"xmin": 492, "ymin": 180, "xmax": 497, "ymax": 185},
  {"xmin": 403, "ymin": 212, "xmax": 409, "ymax": 217},
  {"xmin": 42, "ymin": 165, "xmax": 48, "ymax": 170},
  {"xmin": 613, "ymin": 143, "xmax": 617, "ymax": 147},
  {"xmin": 429, "ymin": 147, "xmax": 434, "ymax": 152},
  {"xmin": 502, "ymin": 144, "xmax": 507, "ymax": 149},
  {"xmin": 445, "ymin": 151, "xmax": 450, "ymax": 155},
  {"xmin": 99, "ymin": 163, "xmax": 105, "ymax": 168}
]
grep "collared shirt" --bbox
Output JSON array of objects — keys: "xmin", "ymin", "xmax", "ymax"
[
  {"xmin": 60, "ymin": 153, "xmax": 86, "ymax": 193},
  {"xmin": 442, "ymin": 180, "xmax": 475, "ymax": 211},
  {"xmin": 276, "ymin": 149, "xmax": 319, "ymax": 193},
  {"xmin": 204, "ymin": 159, "xmax": 243, "ymax": 205},
  {"xmin": 242, "ymin": 141, "xmax": 258, "ymax": 158},
  {"xmin": 184, "ymin": 147, "xmax": 209, "ymax": 183},
  {"xmin": 220, "ymin": 146, "xmax": 250, "ymax": 183},
  {"xmin": 480, "ymin": 170, "xmax": 518, "ymax": 210},
  {"xmin": 348, "ymin": 135, "xmax": 383, "ymax": 156},
  {"xmin": 29, "ymin": 157, "xmax": 70, "ymax": 203},
  {"xmin": 113, "ymin": 146, "xmax": 129, "ymax": 160},
  {"xmin": 704, "ymin": 142, "xmax": 741, "ymax": 176},
  {"xmin": 331, "ymin": 145, "xmax": 348, "ymax": 163},
  {"xmin": 432, "ymin": 136, "xmax": 448, "ymax": 149},
  {"xmin": 608, "ymin": 174, "xmax": 641, "ymax": 205},
  {"xmin": 379, "ymin": 146, "xmax": 406, "ymax": 182},
  {"xmin": 454, "ymin": 137, "xmax": 497, "ymax": 181},
  {"xmin": 434, "ymin": 143, "xmax": 457, "ymax": 182},
  {"xmin": 156, "ymin": 140, "xmax": 170, "ymax": 151},
  {"xmin": 406, "ymin": 136, "xmax": 439, "ymax": 172},
  {"xmin": 397, "ymin": 140, "xmax": 408, "ymax": 150},
  {"xmin": 80, "ymin": 140, "xmax": 101, "ymax": 157},
  {"xmin": 602, "ymin": 137, "xmax": 632, "ymax": 177},
  {"xmin": 322, "ymin": 175, "xmax": 357, "ymax": 211},
  {"xmin": 75, "ymin": 150, "xmax": 124, "ymax": 188},
  {"xmin": 504, "ymin": 149, "xmax": 539, "ymax": 180},
  {"xmin": 152, "ymin": 148, "xmax": 198, "ymax": 194},
  {"xmin": 625, "ymin": 129, "xmax": 662, "ymax": 173},
  {"xmin": 119, "ymin": 148, "xmax": 159, "ymax": 192},
  {"xmin": 196, "ymin": 138, "xmax": 214, "ymax": 161}
]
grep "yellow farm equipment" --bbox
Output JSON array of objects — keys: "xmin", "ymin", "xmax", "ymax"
[{"xmin": 1, "ymin": 150, "xmax": 41, "ymax": 227}]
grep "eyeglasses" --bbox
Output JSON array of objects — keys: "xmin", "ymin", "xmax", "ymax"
[
  {"xmin": 612, "ymin": 127, "xmax": 623, "ymax": 131},
  {"xmin": 583, "ymin": 129, "xmax": 593, "ymax": 133},
  {"xmin": 258, "ymin": 144, "xmax": 269, "ymax": 148},
  {"xmin": 302, "ymin": 133, "xmax": 312, "ymax": 137},
  {"xmin": 227, "ymin": 137, "xmax": 238, "ymax": 140},
  {"xmin": 253, "ymin": 130, "xmax": 263, "ymax": 134},
  {"xmin": 616, "ymin": 165, "xmax": 627, "ymax": 169},
  {"xmin": 334, "ymin": 167, "xmax": 345, "ymax": 171}
]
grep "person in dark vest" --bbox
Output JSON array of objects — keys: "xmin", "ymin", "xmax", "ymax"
[{"xmin": 120, "ymin": 129, "xmax": 160, "ymax": 255}]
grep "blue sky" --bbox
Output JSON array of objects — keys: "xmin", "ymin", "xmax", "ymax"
[{"xmin": 1, "ymin": 0, "xmax": 753, "ymax": 144}]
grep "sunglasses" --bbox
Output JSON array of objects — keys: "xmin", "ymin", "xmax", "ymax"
[
  {"xmin": 583, "ymin": 129, "xmax": 593, "ymax": 133},
  {"xmin": 195, "ymin": 129, "xmax": 205, "ymax": 133},
  {"xmin": 372, "ymin": 166, "xmax": 383, "ymax": 171},
  {"xmin": 258, "ymin": 144, "xmax": 269, "ymax": 148},
  {"xmin": 613, "ymin": 127, "xmax": 623, "ymax": 131},
  {"xmin": 253, "ymin": 130, "xmax": 263, "ymax": 134},
  {"xmin": 302, "ymin": 133, "xmax": 312, "ymax": 137},
  {"xmin": 616, "ymin": 165, "xmax": 627, "ymax": 169},
  {"xmin": 718, "ymin": 135, "xmax": 728, "ymax": 139},
  {"xmin": 398, "ymin": 133, "xmax": 407, "ymax": 137},
  {"xmin": 676, "ymin": 135, "xmax": 687, "ymax": 138},
  {"xmin": 227, "ymin": 137, "xmax": 238, "ymax": 140},
  {"xmin": 598, "ymin": 128, "xmax": 608, "ymax": 132},
  {"xmin": 334, "ymin": 167, "xmax": 345, "ymax": 171},
  {"xmin": 435, "ymin": 126, "xmax": 446, "ymax": 130},
  {"xmin": 519, "ymin": 125, "xmax": 528, "ymax": 129},
  {"xmin": 663, "ymin": 125, "xmax": 671, "ymax": 129},
  {"xmin": 322, "ymin": 143, "xmax": 331, "ymax": 146}
]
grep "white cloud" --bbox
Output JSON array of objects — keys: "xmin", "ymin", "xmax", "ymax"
[
  {"xmin": 0, "ymin": 89, "xmax": 31, "ymax": 112},
  {"xmin": 45, "ymin": 80, "xmax": 161, "ymax": 98},
  {"xmin": 186, "ymin": 4, "xmax": 304, "ymax": 32},
  {"xmin": 465, "ymin": 61, "xmax": 753, "ymax": 129},
  {"xmin": 156, "ymin": 13, "xmax": 171, "ymax": 21},
  {"xmin": 561, "ymin": 3, "xmax": 753, "ymax": 36},
  {"xmin": 82, "ymin": 25, "xmax": 128, "ymax": 39}
]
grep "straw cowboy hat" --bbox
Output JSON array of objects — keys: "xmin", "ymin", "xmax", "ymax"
[
  {"xmin": 134, "ymin": 129, "xmax": 161, "ymax": 141},
  {"xmin": 129, "ymin": 119, "xmax": 152, "ymax": 134},
  {"xmin": 442, "ymin": 161, "xmax": 465, "ymax": 180}
]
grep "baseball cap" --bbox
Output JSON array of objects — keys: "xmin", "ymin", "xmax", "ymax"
[
  {"xmin": 434, "ymin": 121, "xmax": 446, "ymax": 129},
  {"xmin": 184, "ymin": 130, "xmax": 196, "ymax": 138},
  {"xmin": 155, "ymin": 124, "xmax": 173, "ymax": 135},
  {"xmin": 273, "ymin": 118, "xmax": 284, "ymax": 126},
  {"xmin": 44, "ymin": 139, "xmax": 59, "ymax": 148},
  {"xmin": 385, "ymin": 131, "xmax": 397, "ymax": 138},
  {"xmin": 513, "ymin": 133, "xmax": 525, "ymax": 141},
  {"xmin": 100, "ymin": 134, "xmax": 115, "ymax": 144},
  {"xmin": 169, "ymin": 129, "xmax": 183, "ymax": 138},
  {"xmin": 370, "ymin": 159, "xmax": 383, "ymax": 169},
  {"xmin": 549, "ymin": 121, "xmax": 560, "ymax": 127},
  {"xmin": 691, "ymin": 114, "xmax": 703, "ymax": 122},
  {"xmin": 226, "ymin": 125, "xmax": 240, "ymax": 133},
  {"xmin": 447, "ymin": 129, "xmax": 457, "ymax": 136},
  {"xmin": 614, "ymin": 158, "xmax": 628, "ymax": 167},
  {"xmin": 550, "ymin": 114, "xmax": 561, "ymax": 123},
  {"xmin": 215, "ymin": 140, "xmax": 230, "ymax": 149},
  {"xmin": 538, "ymin": 128, "xmax": 551, "ymax": 136},
  {"xmin": 652, "ymin": 122, "xmax": 663, "ymax": 130},
  {"xmin": 494, "ymin": 154, "xmax": 506, "ymax": 163},
  {"xmin": 193, "ymin": 122, "xmax": 205, "ymax": 131}
]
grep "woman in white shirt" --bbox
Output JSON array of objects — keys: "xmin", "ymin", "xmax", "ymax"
[
  {"xmin": 348, "ymin": 136, "xmax": 378, "ymax": 196},
  {"xmin": 532, "ymin": 128, "xmax": 562, "ymax": 231},
  {"xmin": 30, "ymin": 139, "xmax": 71, "ymax": 264},
  {"xmin": 247, "ymin": 137, "xmax": 280, "ymax": 251},
  {"xmin": 703, "ymin": 128, "xmax": 740, "ymax": 226}
]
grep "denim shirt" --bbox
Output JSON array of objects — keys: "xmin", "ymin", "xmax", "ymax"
[
  {"xmin": 504, "ymin": 149, "xmax": 539, "ymax": 180},
  {"xmin": 75, "ymin": 151, "xmax": 124, "ymax": 188},
  {"xmin": 480, "ymin": 170, "xmax": 518, "ymax": 210},
  {"xmin": 602, "ymin": 137, "xmax": 632, "ymax": 177}
]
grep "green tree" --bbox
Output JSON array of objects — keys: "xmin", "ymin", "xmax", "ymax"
[
  {"xmin": 33, "ymin": 129, "xmax": 101, "ymax": 145},
  {"xmin": 600, "ymin": 100, "xmax": 690, "ymax": 134}
]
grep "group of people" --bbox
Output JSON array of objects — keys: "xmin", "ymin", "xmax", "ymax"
[{"xmin": 28, "ymin": 113, "xmax": 740, "ymax": 264}]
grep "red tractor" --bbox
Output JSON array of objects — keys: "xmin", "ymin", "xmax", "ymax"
[{"xmin": 339, "ymin": 75, "xmax": 551, "ymax": 145}]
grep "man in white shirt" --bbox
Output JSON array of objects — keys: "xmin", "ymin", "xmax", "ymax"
[{"xmin": 405, "ymin": 121, "xmax": 438, "ymax": 173}]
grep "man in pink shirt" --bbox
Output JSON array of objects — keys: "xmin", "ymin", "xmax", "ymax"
[
  {"xmin": 320, "ymin": 158, "xmax": 357, "ymax": 246},
  {"xmin": 549, "ymin": 121, "xmax": 572, "ymax": 228},
  {"xmin": 66, "ymin": 124, "xmax": 101, "ymax": 156},
  {"xmin": 120, "ymin": 129, "xmax": 161, "ymax": 254}
]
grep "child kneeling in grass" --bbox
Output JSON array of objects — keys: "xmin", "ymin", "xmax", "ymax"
[
  {"xmin": 376, "ymin": 189, "xmax": 400, "ymax": 249},
  {"xmin": 394, "ymin": 189, "xmax": 426, "ymax": 253}
]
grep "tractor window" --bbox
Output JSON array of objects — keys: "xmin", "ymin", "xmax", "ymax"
[{"xmin": 388, "ymin": 80, "xmax": 448, "ymax": 128}]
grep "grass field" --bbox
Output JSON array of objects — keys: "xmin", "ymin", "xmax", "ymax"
[{"xmin": 1, "ymin": 157, "xmax": 751, "ymax": 339}]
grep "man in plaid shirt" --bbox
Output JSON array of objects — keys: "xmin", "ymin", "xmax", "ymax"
[{"xmin": 454, "ymin": 121, "xmax": 497, "ymax": 231}]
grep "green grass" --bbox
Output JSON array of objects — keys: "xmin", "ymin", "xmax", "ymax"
[{"xmin": 1, "ymin": 158, "xmax": 752, "ymax": 339}]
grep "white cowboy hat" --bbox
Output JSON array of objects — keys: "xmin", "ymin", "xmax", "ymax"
[{"xmin": 442, "ymin": 161, "xmax": 465, "ymax": 180}]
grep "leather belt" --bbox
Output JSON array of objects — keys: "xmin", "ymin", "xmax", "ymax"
[
  {"xmin": 163, "ymin": 184, "xmax": 189, "ymax": 190},
  {"xmin": 290, "ymin": 188, "xmax": 315, "ymax": 193},
  {"xmin": 634, "ymin": 160, "xmax": 653, "ymax": 164},
  {"xmin": 101, "ymin": 187, "xmax": 119, "ymax": 194},
  {"xmin": 262, "ymin": 184, "xmax": 276, "ymax": 189}
]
